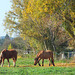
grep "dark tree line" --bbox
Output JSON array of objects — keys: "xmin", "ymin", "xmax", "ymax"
[{"xmin": 0, "ymin": 34, "xmax": 31, "ymax": 51}]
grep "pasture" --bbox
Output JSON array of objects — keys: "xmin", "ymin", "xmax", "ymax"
[{"xmin": 0, "ymin": 55, "xmax": 75, "ymax": 75}]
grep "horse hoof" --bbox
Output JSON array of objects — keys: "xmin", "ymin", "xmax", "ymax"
[{"xmin": 39, "ymin": 65, "xmax": 41, "ymax": 66}]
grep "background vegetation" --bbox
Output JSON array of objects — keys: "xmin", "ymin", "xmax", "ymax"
[{"xmin": 2, "ymin": 0, "xmax": 75, "ymax": 52}]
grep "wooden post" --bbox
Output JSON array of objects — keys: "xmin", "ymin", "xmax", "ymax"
[
  {"xmin": 62, "ymin": 52, "xmax": 65, "ymax": 60},
  {"xmin": 68, "ymin": 52, "xmax": 69, "ymax": 59}
]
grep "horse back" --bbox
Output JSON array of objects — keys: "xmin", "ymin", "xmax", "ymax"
[
  {"xmin": 36, "ymin": 50, "xmax": 53, "ymax": 59},
  {"xmin": 1, "ymin": 49, "xmax": 17, "ymax": 58},
  {"xmin": 44, "ymin": 50, "xmax": 53, "ymax": 58}
]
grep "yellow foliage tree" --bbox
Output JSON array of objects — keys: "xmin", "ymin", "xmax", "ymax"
[
  {"xmin": 8, "ymin": 43, "xmax": 13, "ymax": 50},
  {"xmin": 3, "ymin": 0, "xmax": 75, "ymax": 51}
]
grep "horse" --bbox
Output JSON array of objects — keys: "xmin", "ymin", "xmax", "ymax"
[
  {"xmin": 0, "ymin": 49, "xmax": 17, "ymax": 67},
  {"xmin": 34, "ymin": 50, "xmax": 55, "ymax": 66}
]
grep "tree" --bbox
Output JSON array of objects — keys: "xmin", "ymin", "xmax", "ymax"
[
  {"xmin": 5, "ymin": 34, "xmax": 10, "ymax": 40},
  {"xmin": 23, "ymin": 0, "xmax": 75, "ymax": 38},
  {"xmin": 3, "ymin": 0, "xmax": 75, "ymax": 52}
]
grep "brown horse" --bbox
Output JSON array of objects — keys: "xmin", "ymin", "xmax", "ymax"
[
  {"xmin": 0, "ymin": 49, "xmax": 17, "ymax": 67},
  {"xmin": 34, "ymin": 50, "xmax": 55, "ymax": 66}
]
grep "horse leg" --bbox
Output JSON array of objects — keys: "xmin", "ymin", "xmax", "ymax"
[
  {"xmin": 38, "ymin": 62, "xmax": 41, "ymax": 66},
  {"xmin": 13, "ymin": 55, "xmax": 17, "ymax": 67},
  {"xmin": 1, "ymin": 58, "xmax": 4, "ymax": 67},
  {"xmin": 52, "ymin": 59, "xmax": 55, "ymax": 66},
  {"xmin": 49, "ymin": 58, "xmax": 51, "ymax": 66},
  {"xmin": 38, "ymin": 58, "xmax": 41, "ymax": 66},
  {"xmin": 13, "ymin": 61, "xmax": 16, "ymax": 67},
  {"xmin": 13, "ymin": 58, "xmax": 16, "ymax": 67},
  {"xmin": 7, "ymin": 59, "xmax": 10, "ymax": 67},
  {"xmin": 51, "ymin": 54, "xmax": 55, "ymax": 66},
  {"xmin": 42, "ymin": 59, "xmax": 44, "ymax": 66}
]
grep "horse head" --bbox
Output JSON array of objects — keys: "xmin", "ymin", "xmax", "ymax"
[{"xmin": 34, "ymin": 57, "xmax": 39, "ymax": 65}]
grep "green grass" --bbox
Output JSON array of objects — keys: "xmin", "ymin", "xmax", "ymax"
[
  {"xmin": 0, "ymin": 57, "xmax": 75, "ymax": 75},
  {"xmin": 0, "ymin": 67, "xmax": 75, "ymax": 75}
]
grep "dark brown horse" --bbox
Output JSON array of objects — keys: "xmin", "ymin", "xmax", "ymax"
[
  {"xmin": 0, "ymin": 49, "xmax": 17, "ymax": 67},
  {"xmin": 34, "ymin": 50, "xmax": 55, "ymax": 66}
]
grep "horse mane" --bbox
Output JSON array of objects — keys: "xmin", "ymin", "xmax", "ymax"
[
  {"xmin": 36, "ymin": 50, "xmax": 44, "ymax": 57},
  {"xmin": 34, "ymin": 50, "xmax": 45, "ymax": 61}
]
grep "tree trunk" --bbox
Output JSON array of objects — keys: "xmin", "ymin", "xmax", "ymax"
[
  {"xmin": 43, "ymin": 40, "xmax": 47, "ymax": 50},
  {"xmin": 49, "ymin": 26, "xmax": 56, "ymax": 52}
]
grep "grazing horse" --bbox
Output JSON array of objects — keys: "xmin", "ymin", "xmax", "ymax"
[
  {"xmin": 0, "ymin": 49, "xmax": 17, "ymax": 67},
  {"xmin": 34, "ymin": 50, "xmax": 55, "ymax": 66}
]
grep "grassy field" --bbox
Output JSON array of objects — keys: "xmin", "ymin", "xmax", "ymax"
[{"xmin": 0, "ymin": 56, "xmax": 75, "ymax": 75}]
